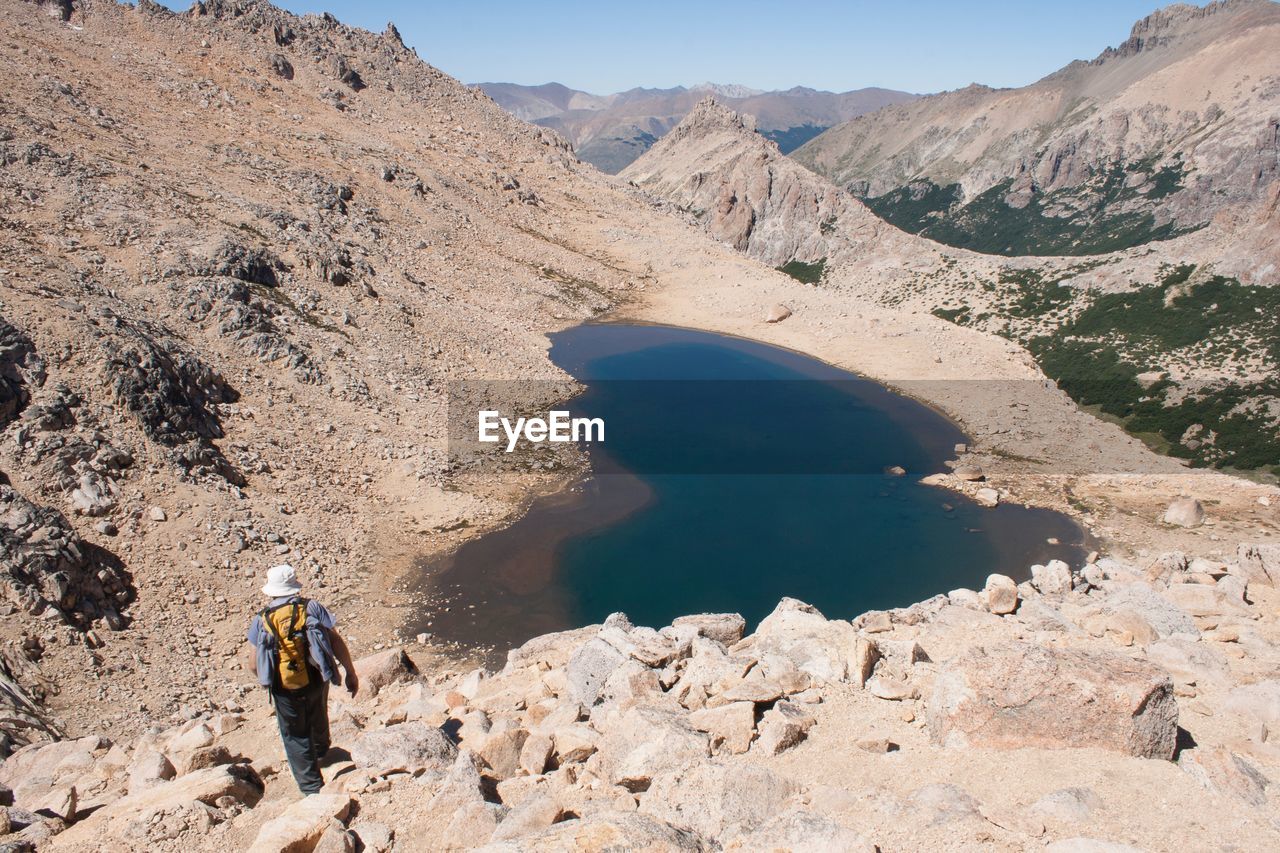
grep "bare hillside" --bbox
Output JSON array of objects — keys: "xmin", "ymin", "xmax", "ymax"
[{"xmin": 794, "ymin": 0, "xmax": 1280, "ymax": 256}]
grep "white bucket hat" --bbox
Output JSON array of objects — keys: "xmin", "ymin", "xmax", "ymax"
[{"xmin": 262, "ymin": 564, "xmax": 302, "ymax": 597}]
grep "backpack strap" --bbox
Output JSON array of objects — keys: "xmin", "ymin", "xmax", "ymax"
[{"xmin": 261, "ymin": 597, "xmax": 307, "ymax": 637}]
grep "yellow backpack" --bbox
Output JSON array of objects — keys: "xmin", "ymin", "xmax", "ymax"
[{"xmin": 261, "ymin": 599, "xmax": 310, "ymax": 690}]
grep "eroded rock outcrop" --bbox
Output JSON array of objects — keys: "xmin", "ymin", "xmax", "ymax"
[{"xmin": 0, "ymin": 483, "xmax": 133, "ymax": 627}]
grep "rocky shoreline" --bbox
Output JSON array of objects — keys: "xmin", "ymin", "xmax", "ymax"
[{"xmin": 4, "ymin": 536, "xmax": 1278, "ymax": 850}]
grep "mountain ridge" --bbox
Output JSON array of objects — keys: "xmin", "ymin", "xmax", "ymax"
[
  {"xmin": 793, "ymin": 0, "xmax": 1280, "ymax": 257},
  {"xmin": 477, "ymin": 80, "xmax": 918, "ymax": 173}
]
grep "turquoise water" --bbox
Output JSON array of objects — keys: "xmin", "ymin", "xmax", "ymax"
[{"xmin": 415, "ymin": 323, "xmax": 1085, "ymax": 658}]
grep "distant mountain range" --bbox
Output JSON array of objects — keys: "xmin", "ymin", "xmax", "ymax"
[{"xmin": 474, "ymin": 81, "xmax": 918, "ymax": 173}]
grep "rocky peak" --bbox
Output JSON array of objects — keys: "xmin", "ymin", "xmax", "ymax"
[
  {"xmin": 675, "ymin": 97, "xmax": 749, "ymax": 133},
  {"xmin": 1094, "ymin": 0, "xmax": 1273, "ymax": 62},
  {"xmin": 621, "ymin": 95, "xmax": 913, "ymax": 268}
]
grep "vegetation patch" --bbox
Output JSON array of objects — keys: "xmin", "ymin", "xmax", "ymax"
[
  {"xmin": 1018, "ymin": 265, "xmax": 1280, "ymax": 471},
  {"xmin": 863, "ymin": 159, "xmax": 1198, "ymax": 256},
  {"xmin": 777, "ymin": 258, "xmax": 827, "ymax": 284},
  {"xmin": 864, "ymin": 181, "xmax": 963, "ymax": 233}
]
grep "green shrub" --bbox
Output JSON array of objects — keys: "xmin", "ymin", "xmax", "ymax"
[{"xmin": 777, "ymin": 258, "xmax": 827, "ymax": 284}]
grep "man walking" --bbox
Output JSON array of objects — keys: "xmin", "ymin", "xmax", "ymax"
[{"xmin": 246, "ymin": 564, "xmax": 359, "ymax": 795}]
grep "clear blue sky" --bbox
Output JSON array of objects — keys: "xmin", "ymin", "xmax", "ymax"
[{"xmin": 202, "ymin": 0, "xmax": 1190, "ymax": 94}]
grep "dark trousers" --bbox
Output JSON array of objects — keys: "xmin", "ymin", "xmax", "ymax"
[{"xmin": 272, "ymin": 680, "xmax": 331, "ymax": 794}]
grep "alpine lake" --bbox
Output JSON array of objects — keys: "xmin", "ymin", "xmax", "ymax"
[{"xmin": 412, "ymin": 323, "xmax": 1086, "ymax": 661}]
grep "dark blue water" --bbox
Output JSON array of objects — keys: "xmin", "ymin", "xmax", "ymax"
[{"xmin": 414, "ymin": 323, "xmax": 1084, "ymax": 659}]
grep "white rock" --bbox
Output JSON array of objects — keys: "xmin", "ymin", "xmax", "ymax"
[
  {"xmin": 982, "ymin": 574, "xmax": 1019, "ymax": 615},
  {"xmin": 1234, "ymin": 543, "xmax": 1279, "ymax": 587},
  {"xmin": 1031, "ymin": 560, "xmax": 1073, "ymax": 595},
  {"xmin": 248, "ymin": 794, "xmax": 353, "ymax": 853},
  {"xmin": 754, "ymin": 701, "xmax": 817, "ymax": 754},
  {"xmin": 765, "ymin": 304, "xmax": 792, "ymax": 323},
  {"xmin": 1162, "ymin": 497, "xmax": 1204, "ymax": 528},
  {"xmin": 688, "ymin": 701, "xmax": 757, "ymax": 755},
  {"xmin": 641, "ymin": 762, "xmax": 796, "ymax": 839}
]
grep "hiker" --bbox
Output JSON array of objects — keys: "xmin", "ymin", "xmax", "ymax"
[{"xmin": 246, "ymin": 563, "xmax": 359, "ymax": 795}]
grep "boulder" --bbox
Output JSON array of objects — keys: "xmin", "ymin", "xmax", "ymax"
[
  {"xmin": 518, "ymin": 733, "xmax": 554, "ymax": 776},
  {"xmin": 352, "ymin": 822, "xmax": 394, "ymax": 853},
  {"xmin": 565, "ymin": 638, "xmax": 627, "ymax": 706},
  {"xmin": 1146, "ymin": 638, "xmax": 1231, "ymax": 689},
  {"xmin": 1099, "ymin": 610, "xmax": 1159, "ymax": 646},
  {"xmin": 974, "ymin": 488, "xmax": 999, "ymax": 508},
  {"xmin": 1031, "ymin": 560, "xmax": 1073, "ymax": 595},
  {"xmin": 765, "ymin": 304, "xmax": 792, "ymax": 323},
  {"xmin": 504, "ymin": 625, "xmax": 600, "ymax": 672},
  {"xmin": 475, "ymin": 728, "xmax": 528, "ymax": 779},
  {"xmin": 126, "ymin": 747, "xmax": 179, "ymax": 794},
  {"xmin": 0, "ymin": 736, "xmax": 110, "ymax": 805},
  {"xmin": 32, "ymin": 784, "xmax": 75, "ymax": 822},
  {"xmin": 737, "ymin": 598, "xmax": 862, "ymax": 684},
  {"xmin": 354, "ymin": 647, "xmax": 418, "ymax": 698},
  {"xmin": 867, "ymin": 676, "xmax": 916, "ymax": 701},
  {"xmin": 551, "ymin": 723, "xmax": 600, "ymax": 764},
  {"xmin": 1145, "ymin": 551, "xmax": 1189, "ymax": 584},
  {"xmin": 489, "ymin": 793, "xmax": 564, "ymax": 842},
  {"xmin": 953, "ymin": 466, "xmax": 985, "ymax": 482},
  {"xmin": 427, "ymin": 752, "xmax": 488, "ymax": 817},
  {"xmin": 982, "ymin": 574, "xmax": 1019, "ymax": 614},
  {"xmin": 859, "ymin": 611, "xmax": 892, "ymax": 633},
  {"xmin": 350, "ymin": 722, "xmax": 458, "ymax": 774},
  {"xmin": 947, "ymin": 588, "xmax": 982, "ymax": 609},
  {"xmin": 672, "ymin": 639, "xmax": 753, "ymax": 709},
  {"xmin": 1235, "ymin": 543, "xmax": 1279, "ymax": 587},
  {"xmin": 852, "ymin": 636, "xmax": 879, "ymax": 687},
  {"xmin": 53, "ymin": 764, "xmax": 263, "ymax": 845},
  {"xmin": 597, "ymin": 706, "xmax": 709, "ymax": 791},
  {"xmin": 641, "ymin": 762, "xmax": 796, "ymax": 839},
  {"xmin": 718, "ymin": 677, "xmax": 783, "ymax": 705},
  {"xmin": 856, "ymin": 737, "xmax": 898, "ymax": 753},
  {"xmin": 174, "ymin": 744, "xmax": 234, "ymax": 776},
  {"xmin": 724, "ymin": 809, "xmax": 874, "ymax": 851},
  {"xmin": 314, "ymin": 821, "xmax": 357, "ymax": 853},
  {"xmin": 671, "ymin": 613, "xmax": 746, "ymax": 646},
  {"xmin": 687, "ymin": 702, "xmax": 757, "ymax": 754},
  {"xmin": 1163, "ymin": 497, "xmax": 1205, "ymax": 528},
  {"xmin": 1179, "ymin": 747, "xmax": 1270, "ymax": 807},
  {"xmin": 168, "ymin": 722, "xmax": 214, "ymax": 753},
  {"xmin": 1101, "ymin": 583, "xmax": 1198, "ymax": 638},
  {"xmin": 247, "ymin": 794, "xmax": 353, "ymax": 853},
  {"xmin": 928, "ymin": 643, "xmax": 1177, "ymax": 758},
  {"xmin": 445, "ymin": 800, "xmax": 507, "ymax": 849},
  {"xmin": 1164, "ymin": 583, "xmax": 1237, "ymax": 617},
  {"xmin": 754, "ymin": 701, "xmax": 816, "ymax": 754}
]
